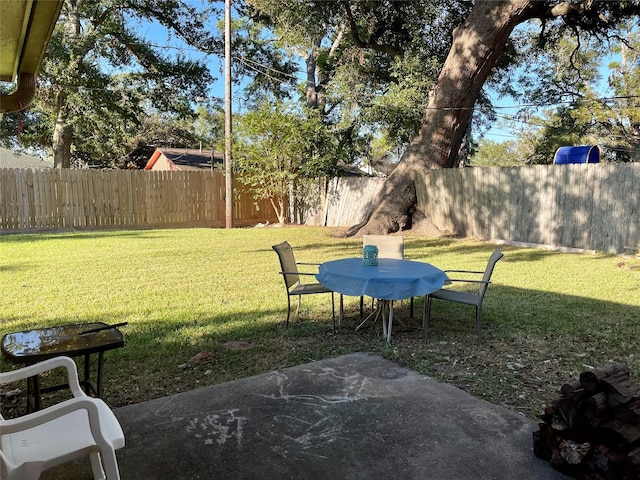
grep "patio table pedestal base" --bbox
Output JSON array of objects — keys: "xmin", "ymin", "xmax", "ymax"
[{"xmin": 355, "ymin": 299, "xmax": 394, "ymax": 343}]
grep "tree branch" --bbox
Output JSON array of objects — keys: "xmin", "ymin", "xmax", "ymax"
[{"xmin": 340, "ymin": 0, "xmax": 400, "ymax": 58}]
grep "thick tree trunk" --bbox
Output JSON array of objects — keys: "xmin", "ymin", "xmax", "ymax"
[
  {"xmin": 354, "ymin": 0, "xmax": 540, "ymax": 235},
  {"xmin": 52, "ymin": 0, "xmax": 79, "ymax": 169},
  {"xmin": 305, "ymin": 38, "xmax": 322, "ymax": 110},
  {"xmin": 52, "ymin": 91, "xmax": 72, "ymax": 169}
]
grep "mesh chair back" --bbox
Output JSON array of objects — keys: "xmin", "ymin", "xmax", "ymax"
[
  {"xmin": 479, "ymin": 248, "xmax": 504, "ymax": 297},
  {"xmin": 362, "ymin": 235, "xmax": 404, "ymax": 259},
  {"xmin": 272, "ymin": 241, "xmax": 300, "ymax": 290}
]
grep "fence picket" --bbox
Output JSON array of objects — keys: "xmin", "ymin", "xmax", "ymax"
[{"xmin": 624, "ymin": 164, "xmax": 640, "ymax": 252}]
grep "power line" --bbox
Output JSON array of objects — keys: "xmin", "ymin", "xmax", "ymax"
[
  {"xmin": 146, "ymin": 37, "xmax": 640, "ymax": 112},
  {"xmin": 234, "ymin": 55, "xmax": 305, "ymax": 83},
  {"xmin": 51, "ymin": 35, "xmax": 640, "ymax": 115}
]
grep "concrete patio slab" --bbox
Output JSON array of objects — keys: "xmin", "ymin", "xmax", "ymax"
[{"xmin": 110, "ymin": 352, "xmax": 565, "ymax": 479}]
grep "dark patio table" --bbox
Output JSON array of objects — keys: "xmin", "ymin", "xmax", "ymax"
[{"xmin": 1, "ymin": 322, "xmax": 125, "ymax": 411}]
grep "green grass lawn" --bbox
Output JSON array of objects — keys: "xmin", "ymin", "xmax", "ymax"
[{"xmin": 1, "ymin": 226, "xmax": 639, "ymax": 418}]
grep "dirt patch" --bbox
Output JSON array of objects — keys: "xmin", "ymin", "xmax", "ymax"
[
  {"xmin": 188, "ymin": 351, "xmax": 216, "ymax": 365},
  {"xmin": 410, "ymin": 214, "xmax": 446, "ymax": 237},
  {"xmin": 222, "ymin": 340, "xmax": 251, "ymax": 350}
]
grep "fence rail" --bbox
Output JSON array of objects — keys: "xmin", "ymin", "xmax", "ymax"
[
  {"xmin": 416, "ymin": 163, "xmax": 640, "ymax": 254},
  {"xmin": 0, "ymin": 169, "xmax": 278, "ymax": 233}
]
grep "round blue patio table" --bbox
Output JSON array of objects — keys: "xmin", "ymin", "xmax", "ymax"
[{"xmin": 316, "ymin": 258, "xmax": 448, "ymax": 342}]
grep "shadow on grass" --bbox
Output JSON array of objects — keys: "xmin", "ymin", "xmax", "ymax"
[
  {"xmin": 2, "ymin": 278, "xmax": 637, "ymax": 421},
  {"xmin": 426, "ymin": 284, "xmax": 638, "ymax": 338},
  {"xmin": 0, "ymin": 303, "xmax": 388, "ymax": 415},
  {"xmin": 0, "ymin": 229, "xmax": 167, "ymax": 244}
]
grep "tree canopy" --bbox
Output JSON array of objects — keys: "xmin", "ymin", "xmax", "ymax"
[
  {"xmin": 479, "ymin": 18, "xmax": 640, "ymax": 165},
  {"xmin": 241, "ymin": 0, "xmax": 478, "ymax": 159},
  {"xmin": 1, "ymin": 0, "xmax": 221, "ymax": 168},
  {"xmin": 242, "ymin": 0, "xmax": 637, "ymax": 233},
  {"xmin": 238, "ymin": 2, "xmax": 637, "ymax": 177}
]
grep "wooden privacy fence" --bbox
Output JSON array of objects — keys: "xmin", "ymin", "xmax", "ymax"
[
  {"xmin": 304, "ymin": 177, "xmax": 386, "ymax": 227},
  {"xmin": 0, "ymin": 169, "xmax": 278, "ymax": 233},
  {"xmin": 3, "ymin": 164, "xmax": 638, "ymax": 254},
  {"xmin": 416, "ymin": 163, "xmax": 640, "ymax": 254}
]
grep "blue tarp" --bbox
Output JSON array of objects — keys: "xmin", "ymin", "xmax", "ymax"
[{"xmin": 553, "ymin": 146, "xmax": 600, "ymax": 164}]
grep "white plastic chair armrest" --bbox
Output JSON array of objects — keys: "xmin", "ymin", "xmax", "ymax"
[
  {"xmin": 0, "ymin": 356, "xmax": 84, "ymax": 398},
  {"xmin": 0, "ymin": 397, "xmax": 105, "ymax": 439}
]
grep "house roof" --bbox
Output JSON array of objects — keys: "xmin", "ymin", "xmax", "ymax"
[
  {"xmin": 144, "ymin": 148, "xmax": 224, "ymax": 171},
  {"xmin": 0, "ymin": 147, "xmax": 52, "ymax": 169}
]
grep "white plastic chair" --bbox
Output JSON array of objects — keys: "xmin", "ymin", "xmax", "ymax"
[{"xmin": 0, "ymin": 356, "xmax": 125, "ymax": 480}]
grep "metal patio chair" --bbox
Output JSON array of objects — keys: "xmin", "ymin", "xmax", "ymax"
[
  {"xmin": 424, "ymin": 248, "xmax": 504, "ymax": 341},
  {"xmin": 272, "ymin": 241, "xmax": 337, "ymax": 332}
]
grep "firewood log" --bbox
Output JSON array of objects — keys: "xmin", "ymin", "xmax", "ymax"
[
  {"xmin": 602, "ymin": 372, "xmax": 640, "ymax": 408},
  {"xmin": 533, "ymin": 429, "xmax": 554, "ymax": 460},
  {"xmin": 560, "ymin": 380, "xmax": 582, "ymax": 396},
  {"xmin": 592, "ymin": 444, "xmax": 613, "ymax": 473},
  {"xmin": 585, "ymin": 392, "xmax": 609, "ymax": 427},
  {"xmin": 559, "ymin": 440, "xmax": 591, "ymax": 465},
  {"xmin": 614, "ymin": 398, "xmax": 640, "ymax": 424},
  {"xmin": 536, "ymin": 365, "xmax": 640, "ymax": 479},
  {"xmin": 551, "ymin": 413, "xmax": 569, "ymax": 432},
  {"xmin": 600, "ymin": 419, "xmax": 640, "ymax": 446},
  {"xmin": 580, "ymin": 363, "xmax": 630, "ymax": 392},
  {"xmin": 629, "ymin": 444, "xmax": 640, "ymax": 469}
]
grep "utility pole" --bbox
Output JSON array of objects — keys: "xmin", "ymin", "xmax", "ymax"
[{"xmin": 224, "ymin": 0, "xmax": 233, "ymax": 228}]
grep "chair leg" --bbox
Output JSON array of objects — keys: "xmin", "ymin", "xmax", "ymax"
[
  {"xmin": 475, "ymin": 305, "xmax": 482, "ymax": 342},
  {"xmin": 100, "ymin": 448, "xmax": 121, "ymax": 480},
  {"xmin": 423, "ymin": 295, "xmax": 432, "ymax": 342},
  {"xmin": 285, "ymin": 295, "xmax": 291, "ymax": 327},
  {"xmin": 410, "ymin": 297, "xmax": 414, "ymax": 318},
  {"xmin": 359, "ymin": 296, "xmax": 364, "ymax": 319},
  {"xmin": 331, "ymin": 292, "xmax": 336, "ymax": 333},
  {"xmin": 339, "ymin": 294, "xmax": 343, "ymax": 328},
  {"xmin": 89, "ymin": 451, "xmax": 107, "ymax": 480}
]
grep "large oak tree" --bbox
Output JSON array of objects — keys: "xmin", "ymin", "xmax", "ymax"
[
  {"xmin": 356, "ymin": 0, "xmax": 640, "ymax": 234},
  {"xmin": 246, "ymin": 1, "xmax": 638, "ymax": 234}
]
